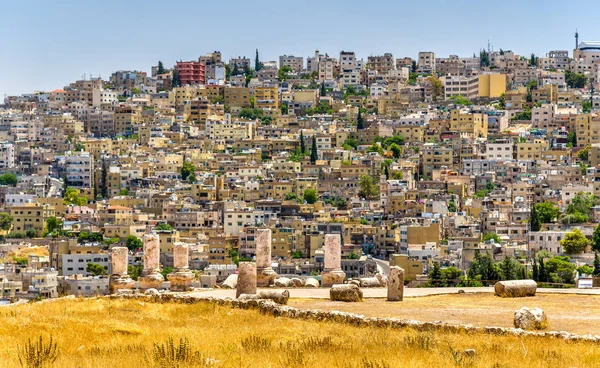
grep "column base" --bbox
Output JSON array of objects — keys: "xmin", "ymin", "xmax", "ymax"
[
  {"xmin": 256, "ymin": 268, "xmax": 277, "ymax": 287},
  {"xmin": 321, "ymin": 270, "xmax": 346, "ymax": 287},
  {"xmin": 167, "ymin": 271, "xmax": 194, "ymax": 292},
  {"xmin": 138, "ymin": 272, "xmax": 164, "ymax": 290},
  {"xmin": 109, "ymin": 275, "xmax": 135, "ymax": 294}
]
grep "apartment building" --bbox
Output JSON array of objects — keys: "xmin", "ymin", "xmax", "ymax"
[
  {"xmin": 224, "ymin": 87, "xmax": 251, "ymax": 110},
  {"xmin": 176, "ymin": 61, "xmax": 206, "ymax": 86},
  {"xmin": 367, "ymin": 53, "xmax": 394, "ymax": 74},
  {"xmin": 443, "ymin": 75, "xmax": 479, "ymax": 100},
  {"xmin": 421, "ymin": 143, "xmax": 453, "ymax": 178},
  {"xmin": 449, "ymin": 110, "xmax": 488, "ymax": 138},
  {"xmin": 418, "ymin": 52, "xmax": 436, "ymax": 73},
  {"xmin": 254, "ymin": 86, "xmax": 279, "ymax": 110},
  {"xmin": 10, "ymin": 203, "xmax": 55, "ymax": 236},
  {"xmin": 65, "ymin": 151, "xmax": 93, "ymax": 189},
  {"xmin": 279, "ymin": 55, "xmax": 304, "ymax": 72},
  {"xmin": 114, "ymin": 106, "xmax": 142, "ymax": 137},
  {"xmin": 478, "ymin": 74, "xmax": 507, "ymax": 98},
  {"xmin": 339, "ymin": 51, "xmax": 357, "ymax": 70},
  {"xmin": 0, "ymin": 142, "xmax": 15, "ymax": 171}
]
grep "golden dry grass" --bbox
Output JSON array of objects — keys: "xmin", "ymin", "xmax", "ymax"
[
  {"xmin": 289, "ymin": 293, "xmax": 600, "ymax": 335},
  {"xmin": 2, "ymin": 246, "xmax": 48, "ymax": 263},
  {"xmin": 0, "ymin": 298, "xmax": 599, "ymax": 367}
]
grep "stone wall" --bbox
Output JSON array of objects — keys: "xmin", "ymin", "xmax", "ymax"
[{"xmin": 105, "ymin": 294, "xmax": 600, "ymax": 343}]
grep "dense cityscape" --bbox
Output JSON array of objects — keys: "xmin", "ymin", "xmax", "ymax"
[{"xmin": 3, "ymin": 23, "xmax": 600, "ymax": 366}]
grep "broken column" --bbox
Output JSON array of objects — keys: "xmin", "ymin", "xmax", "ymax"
[
  {"xmin": 236, "ymin": 262, "xmax": 257, "ymax": 298},
  {"xmin": 387, "ymin": 266, "xmax": 405, "ymax": 301},
  {"xmin": 137, "ymin": 231, "xmax": 164, "ymax": 290},
  {"xmin": 321, "ymin": 234, "xmax": 346, "ymax": 287},
  {"xmin": 256, "ymin": 228, "xmax": 277, "ymax": 287},
  {"xmin": 109, "ymin": 247, "xmax": 134, "ymax": 294},
  {"xmin": 167, "ymin": 242, "xmax": 194, "ymax": 292}
]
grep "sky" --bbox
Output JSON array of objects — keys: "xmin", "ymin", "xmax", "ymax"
[{"xmin": 0, "ymin": 0, "xmax": 597, "ymax": 98}]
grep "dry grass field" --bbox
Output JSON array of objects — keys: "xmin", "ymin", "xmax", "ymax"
[
  {"xmin": 0, "ymin": 298, "xmax": 600, "ymax": 367},
  {"xmin": 289, "ymin": 293, "xmax": 600, "ymax": 335}
]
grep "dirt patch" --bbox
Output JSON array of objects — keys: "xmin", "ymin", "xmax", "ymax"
[{"xmin": 288, "ymin": 293, "xmax": 600, "ymax": 335}]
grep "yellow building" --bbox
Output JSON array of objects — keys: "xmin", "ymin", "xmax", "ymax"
[
  {"xmin": 224, "ymin": 87, "xmax": 251, "ymax": 109},
  {"xmin": 516, "ymin": 141, "xmax": 546, "ymax": 161},
  {"xmin": 114, "ymin": 106, "xmax": 142, "ymax": 137},
  {"xmin": 10, "ymin": 203, "xmax": 56, "ymax": 236},
  {"xmin": 254, "ymin": 87, "xmax": 279, "ymax": 110},
  {"xmin": 400, "ymin": 222, "xmax": 440, "ymax": 247},
  {"xmin": 574, "ymin": 113, "xmax": 600, "ymax": 147},
  {"xmin": 389, "ymin": 254, "xmax": 424, "ymax": 280},
  {"xmin": 208, "ymin": 234, "xmax": 239, "ymax": 264},
  {"xmin": 478, "ymin": 74, "xmax": 506, "ymax": 98},
  {"xmin": 449, "ymin": 110, "xmax": 488, "ymax": 138},
  {"xmin": 158, "ymin": 230, "xmax": 180, "ymax": 254}
]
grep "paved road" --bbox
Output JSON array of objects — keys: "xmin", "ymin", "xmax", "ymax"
[
  {"xmin": 189, "ymin": 287, "xmax": 600, "ymax": 300},
  {"xmin": 372, "ymin": 258, "xmax": 389, "ymax": 275}
]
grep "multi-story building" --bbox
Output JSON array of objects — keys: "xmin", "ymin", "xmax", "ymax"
[
  {"xmin": 176, "ymin": 61, "xmax": 206, "ymax": 86},
  {"xmin": 339, "ymin": 51, "xmax": 357, "ymax": 70},
  {"xmin": 254, "ymin": 86, "xmax": 279, "ymax": 110},
  {"xmin": 279, "ymin": 55, "xmax": 304, "ymax": 72},
  {"xmin": 443, "ymin": 75, "xmax": 479, "ymax": 101},
  {"xmin": 65, "ymin": 151, "xmax": 94, "ymax": 189},
  {"xmin": 368, "ymin": 53, "xmax": 394, "ymax": 74},
  {"xmin": 418, "ymin": 52, "xmax": 436, "ymax": 73},
  {"xmin": 10, "ymin": 203, "xmax": 55, "ymax": 236},
  {"xmin": 449, "ymin": 110, "xmax": 488, "ymax": 138}
]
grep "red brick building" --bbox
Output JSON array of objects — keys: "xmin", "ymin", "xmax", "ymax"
[{"xmin": 176, "ymin": 61, "xmax": 206, "ymax": 85}]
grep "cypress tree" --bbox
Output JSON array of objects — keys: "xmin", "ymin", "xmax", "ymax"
[
  {"xmin": 100, "ymin": 159, "xmax": 108, "ymax": 198},
  {"xmin": 321, "ymin": 82, "xmax": 326, "ymax": 96},
  {"xmin": 532, "ymin": 255, "xmax": 539, "ymax": 281},
  {"xmin": 300, "ymin": 131, "xmax": 306, "ymax": 154},
  {"xmin": 357, "ymin": 109, "xmax": 364, "ymax": 130},
  {"xmin": 538, "ymin": 256, "xmax": 546, "ymax": 282},
  {"xmin": 594, "ymin": 253, "xmax": 600, "ymax": 276},
  {"xmin": 530, "ymin": 204, "xmax": 541, "ymax": 231},
  {"xmin": 310, "ymin": 134, "xmax": 318, "ymax": 164},
  {"xmin": 255, "ymin": 49, "xmax": 261, "ymax": 71},
  {"xmin": 384, "ymin": 165, "xmax": 389, "ymax": 180}
]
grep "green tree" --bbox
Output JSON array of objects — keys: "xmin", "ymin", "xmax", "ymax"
[
  {"xmin": 155, "ymin": 223, "xmax": 174, "ymax": 232},
  {"xmin": 447, "ymin": 198, "xmax": 457, "ymax": 213},
  {"xmin": 592, "ymin": 223, "xmax": 600, "ymax": 253},
  {"xmin": 25, "ymin": 228, "xmax": 37, "ymax": 238},
  {"xmin": 449, "ymin": 94, "xmax": 472, "ymax": 106},
  {"xmin": 320, "ymin": 81, "xmax": 326, "ymax": 96},
  {"xmin": 254, "ymin": 48, "xmax": 262, "ymax": 71},
  {"xmin": 0, "ymin": 212, "xmax": 12, "ymax": 230},
  {"xmin": 348, "ymin": 252, "xmax": 359, "ymax": 260},
  {"xmin": 357, "ymin": 109, "xmax": 364, "ymax": 129},
  {"xmin": 46, "ymin": 216, "xmax": 62, "ymax": 234},
  {"xmin": 468, "ymin": 251, "xmax": 499, "ymax": 284},
  {"xmin": 125, "ymin": 235, "xmax": 142, "ymax": 251},
  {"xmin": 86, "ymin": 263, "xmax": 107, "ymax": 276},
  {"xmin": 342, "ymin": 138, "xmax": 358, "ymax": 150},
  {"xmin": 160, "ymin": 267, "xmax": 172, "ymax": 280},
  {"xmin": 594, "ymin": 253, "xmax": 600, "ymax": 276},
  {"xmin": 535, "ymin": 202, "xmax": 558, "ymax": 223},
  {"xmin": 118, "ymin": 189, "xmax": 129, "ymax": 196},
  {"xmin": 303, "ymin": 189, "xmax": 317, "ymax": 204},
  {"xmin": 172, "ymin": 66, "xmax": 181, "ymax": 87},
  {"xmin": 300, "ymin": 131, "xmax": 306, "ymax": 154},
  {"xmin": 310, "ymin": 134, "xmax": 318, "ymax": 164},
  {"xmin": 427, "ymin": 75, "xmax": 443, "ymax": 101},
  {"xmin": 565, "ymin": 69, "xmax": 588, "ymax": 89},
  {"xmin": 480, "ymin": 49, "xmax": 490, "ymax": 67},
  {"xmin": 63, "ymin": 187, "xmax": 87, "ymax": 206},
  {"xmin": 358, "ymin": 175, "xmax": 379, "ymax": 199},
  {"xmin": 499, "ymin": 256, "xmax": 524, "ymax": 281},
  {"xmin": 578, "ymin": 145, "xmax": 590, "ymax": 161},
  {"xmin": 560, "ymin": 228, "xmax": 590, "ymax": 254},
  {"xmin": 278, "ymin": 65, "xmax": 292, "ymax": 81},
  {"xmin": 482, "ymin": 233, "xmax": 501, "ymax": 243},
  {"xmin": 366, "ymin": 144, "xmax": 384, "ymax": 155},
  {"xmin": 564, "ymin": 192, "xmax": 596, "ymax": 223},
  {"xmin": 157, "ymin": 61, "xmax": 165, "ymax": 75},
  {"xmin": 389, "ymin": 143, "xmax": 402, "ymax": 159},
  {"xmin": 428, "ymin": 262, "xmax": 442, "ymax": 287},
  {"xmin": 577, "ymin": 264, "xmax": 594, "ymax": 276},
  {"xmin": 393, "ymin": 171, "xmax": 403, "ymax": 180},
  {"xmin": 128, "ymin": 265, "xmax": 143, "ymax": 280},
  {"xmin": 100, "ymin": 159, "xmax": 108, "ymax": 199},
  {"xmin": 544, "ymin": 256, "xmax": 576, "ymax": 284},
  {"xmin": 181, "ymin": 161, "xmax": 196, "ymax": 181},
  {"xmin": 567, "ymin": 131, "xmax": 577, "ymax": 148},
  {"xmin": 292, "ymin": 251, "xmax": 302, "ymax": 259},
  {"xmin": 530, "ymin": 203, "xmax": 541, "ymax": 232},
  {"xmin": 532, "ymin": 256, "xmax": 539, "ymax": 281},
  {"xmin": 0, "ymin": 173, "xmax": 18, "ymax": 186}
]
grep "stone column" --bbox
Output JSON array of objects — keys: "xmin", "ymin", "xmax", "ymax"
[
  {"xmin": 236, "ymin": 262, "xmax": 257, "ymax": 298},
  {"xmin": 256, "ymin": 228, "xmax": 277, "ymax": 286},
  {"xmin": 109, "ymin": 247, "xmax": 134, "ymax": 293},
  {"xmin": 167, "ymin": 242, "xmax": 194, "ymax": 292},
  {"xmin": 387, "ymin": 266, "xmax": 405, "ymax": 301},
  {"xmin": 138, "ymin": 231, "xmax": 164, "ymax": 290},
  {"xmin": 321, "ymin": 234, "xmax": 346, "ymax": 287}
]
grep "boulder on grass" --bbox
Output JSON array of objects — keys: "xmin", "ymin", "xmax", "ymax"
[
  {"xmin": 494, "ymin": 280, "xmax": 537, "ymax": 298},
  {"xmin": 330, "ymin": 284, "xmax": 363, "ymax": 302},
  {"xmin": 514, "ymin": 307, "xmax": 548, "ymax": 330}
]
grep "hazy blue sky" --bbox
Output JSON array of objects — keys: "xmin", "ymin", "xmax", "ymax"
[{"xmin": 0, "ymin": 0, "xmax": 595, "ymax": 97}]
